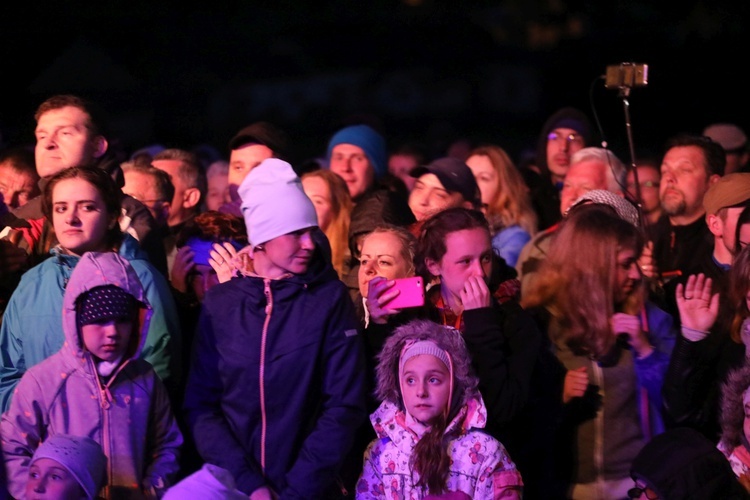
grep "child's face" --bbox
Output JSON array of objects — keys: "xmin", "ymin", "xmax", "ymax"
[
  {"xmin": 426, "ymin": 228, "xmax": 492, "ymax": 304},
  {"xmin": 26, "ymin": 458, "xmax": 86, "ymax": 500},
  {"xmin": 81, "ymin": 319, "xmax": 132, "ymax": 362},
  {"xmin": 401, "ymin": 354, "xmax": 451, "ymax": 425}
]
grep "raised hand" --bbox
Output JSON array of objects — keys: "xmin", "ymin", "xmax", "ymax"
[
  {"xmin": 676, "ymin": 273, "xmax": 719, "ymax": 333},
  {"xmin": 209, "ymin": 241, "xmax": 241, "ymax": 284}
]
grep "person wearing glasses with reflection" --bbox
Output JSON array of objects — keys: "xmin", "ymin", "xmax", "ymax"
[{"xmin": 523, "ymin": 106, "xmax": 593, "ymax": 231}]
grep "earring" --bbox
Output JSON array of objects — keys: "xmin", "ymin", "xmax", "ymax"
[{"xmin": 254, "ymin": 244, "xmax": 265, "ymax": 252}]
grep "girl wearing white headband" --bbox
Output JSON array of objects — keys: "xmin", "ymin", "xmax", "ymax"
[{"xmin": 357, "ymin": 319, "xmax": 522, "ymax": 499}]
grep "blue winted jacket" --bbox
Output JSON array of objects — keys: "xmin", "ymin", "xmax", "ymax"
[
  {"xmin": 0, "ymin": 234, "xmax": 181, "ymax": 411},
  {"xmin": 184, "ymin": 249, "xmax": 367, "ymax": 498}
]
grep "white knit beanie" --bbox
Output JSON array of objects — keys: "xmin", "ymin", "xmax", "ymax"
[
  {"xmin": 30, "ymin": 435, "xmax": 107, "ymax": 499},
  {"xmin": 399, "ymin": 340, "xmax": 451, "ymax": 374},
  {"xmin": 238, "ymin": 158, "xmax": 318, "ymax": 246}
]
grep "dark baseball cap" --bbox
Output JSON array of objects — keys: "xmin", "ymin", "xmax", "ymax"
[
  {"xmin": 228, "ymin": 121, "xmax": 290, "ymax": 159},
  {"xmin": 410, "ymin": 157, "xmax": 481, "ymax": 207}
]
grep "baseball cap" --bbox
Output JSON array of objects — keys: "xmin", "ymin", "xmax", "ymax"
[
  {"xmin": 703, "ymin": 123, "xmax": 748, "ymax": 153},
  {"xmin": 410, "ymin": 157, "xmax": 481, "ymax": 207},
  {"xmin": 703, "ymin": 172, "xmax": 750, "ymax": 215}
]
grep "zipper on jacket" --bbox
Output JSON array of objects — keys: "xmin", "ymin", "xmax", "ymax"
[
  {"xmin": 89, "ymin": 355, "xmax": 114, "ymax": 497},
  {"xmin": 90, "ymin": 354, "xmax": 132, "ymax": 496},
  {"xmin": 259, "ymin": 279, "xmax": 273, "ymax": 473}
]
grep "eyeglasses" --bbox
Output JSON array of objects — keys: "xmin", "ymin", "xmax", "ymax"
[
  {"xmin": 628, "ymin": 481, "xmax": 658, "ymax": 499},
  {"xmin": 547, "ymin": 131, "xmax": 585, "ymax": 147}
]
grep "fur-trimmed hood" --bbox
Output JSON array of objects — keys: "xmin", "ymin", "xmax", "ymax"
[
  {"xmin": 720, "ymin": 361, "xmax": 750, "ymax": 449},
  {"xmin": 374, "ymin": 319, "xmax": 479, "ymax": 418}
]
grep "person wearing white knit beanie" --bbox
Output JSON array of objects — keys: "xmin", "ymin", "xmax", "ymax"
[
  {"xmin": 238, "ymin": 158, "xmax": 319, "ymax": 277},
  {"xmin": 184, "ymin": 157, "xmax": 367, "ymax": 499}
]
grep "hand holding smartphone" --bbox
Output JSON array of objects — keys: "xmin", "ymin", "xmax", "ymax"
[{"xmin": 386, "ymin": 276, "xmax": 425, "ymax": 310}]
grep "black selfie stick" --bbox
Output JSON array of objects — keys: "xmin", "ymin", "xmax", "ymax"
[{"xmin": 604, "ymin": 62, "xmax": 650, "ymax": 232}]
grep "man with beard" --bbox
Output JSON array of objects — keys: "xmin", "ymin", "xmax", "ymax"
[
  {"xmin": 651, "ymin": 135, "xmax": 725, "ymax": 288},
  {"xmin": 648, "ymin": 134, "xmax": 725, "ymax": 324}
]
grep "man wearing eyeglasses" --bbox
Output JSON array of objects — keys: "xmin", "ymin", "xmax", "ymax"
[
  {"xmin": 523, "ymin": 106, "xmax": 593, "ymax": 231},
  {"xmin": 122, "ymin": 160, "xmax": 174, "ymax": 229}
]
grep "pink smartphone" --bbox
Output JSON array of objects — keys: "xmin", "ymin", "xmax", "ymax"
[{"xmin": 387, "ymin": 276, "xmax": 425, "ymax": 310}]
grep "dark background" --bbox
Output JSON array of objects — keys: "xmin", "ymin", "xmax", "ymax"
[{"xmin": 1, "ymin": 1, "xmax": 748, "ymax": 167}]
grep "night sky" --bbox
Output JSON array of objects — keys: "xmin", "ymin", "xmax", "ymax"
[{"xmin": 2, "ymin": 1, "xmax": 748, "ymax": 166}]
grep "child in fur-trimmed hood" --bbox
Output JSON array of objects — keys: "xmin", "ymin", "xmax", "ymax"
[{"xmin": 356, "ymin": 319, "xmax": 523, "ymax": 499}]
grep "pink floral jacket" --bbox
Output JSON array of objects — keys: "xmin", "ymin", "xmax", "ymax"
[{"xmin": 356, "ymin": 397, "xmax": 523, "ymax": 499}]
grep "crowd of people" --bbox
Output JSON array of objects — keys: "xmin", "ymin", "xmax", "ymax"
[{"xmin": 0, "ymin": 93, "xmax": 749, "ymax": 499}]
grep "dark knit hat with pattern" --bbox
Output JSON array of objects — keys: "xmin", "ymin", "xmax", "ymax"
[{"xmin": 78, "ymin": 285, "xmax": 135, "ymax": 326}]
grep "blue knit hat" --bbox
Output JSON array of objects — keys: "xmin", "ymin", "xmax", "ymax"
[{"xmin": 325, "ymin": 124, "xmax": 387, "ymax": 179}]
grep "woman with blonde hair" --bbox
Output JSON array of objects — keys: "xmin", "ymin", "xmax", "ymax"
[
  {"xmin": 301, "ymin": 168, "xmax": 353, "ymax": 279},
  {"xmin": 466, "ymin": 145, "xmax": 537, "ymax": 267}
]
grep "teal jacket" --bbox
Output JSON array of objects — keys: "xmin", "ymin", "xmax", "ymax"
[{"xmin": 0, "ymin": 234, "xmax": 181, "ymax": 411}]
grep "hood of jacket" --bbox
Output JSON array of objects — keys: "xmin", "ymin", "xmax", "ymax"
[
  {"xmin": 374, "ymin": 319, "xmax": 479, "ymax": 419},
  {"xmin": 61, "ymin": 251, "xmax": 152, "ymax": 364}
]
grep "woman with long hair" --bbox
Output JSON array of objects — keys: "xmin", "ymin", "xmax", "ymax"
[
  {"xmin": 302, "ymin": 168, "xmax": 353, "ymax": 279},
  {"xmin": 522, "ymin": 203, "xmax": 676, "ymax": 499},
  {"xmin": 466, "ymin": 145, "xmax": 537, "ymax": 267}
]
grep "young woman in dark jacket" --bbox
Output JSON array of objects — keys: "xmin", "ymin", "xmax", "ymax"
[{"xmin": 184, "ymin": 159, "xmax": 366, "ymax": 499}]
